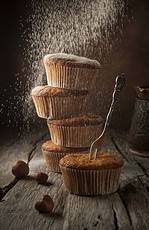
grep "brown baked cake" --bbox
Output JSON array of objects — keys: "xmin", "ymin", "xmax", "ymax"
[
  {"xmin": 59, "ymin": 153, "xmax": 124, "ymax": 195},
  {"xmin": 43, "ymin": 53, "xmax": 101, "ymax": 90},
  {"xmin": 42, "ymin": 140, "xmax": 89, "ymax": 173},
  {"xmin": 31, "ymin": 85, "xmax": 88, "ymax": 119},
  {"xmin": 47, "ymin": 114, "xmax": 103, "ymax": 147}
]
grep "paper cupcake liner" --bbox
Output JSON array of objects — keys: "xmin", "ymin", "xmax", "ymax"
[
  {"xmin": 47, "ymin": 124, "xmax": 103, "ymax": 147},
  {"xmin": 42, "ymin": 148, "xmax": 88, "ymax": 173},
  {"xmin": 45, "ymin": 64, "xmax": 99, "ymax": 90},
  {"xmin": 60, "ymin": 166, "xmax": 122, "ymax": 195},
  {"xmin": 32, "ymin": 94, "xmax": 88, "ymax": 119},
  {"xmin": 42, "ymin": 150, "xmax": 66, "ymax": 173}
]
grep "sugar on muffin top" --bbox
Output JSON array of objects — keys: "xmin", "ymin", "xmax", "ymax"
[{"xmin": 43, "ymin": 53, "xmax": 101, "ymax": 69}]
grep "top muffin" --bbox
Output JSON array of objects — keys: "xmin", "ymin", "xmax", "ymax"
[
  {"xmin": 43, "ymin": 53, "xmax": 101, "ymax": 90},
  {"xmin": 43, "ymin": 53, "xmax": 101, "ymax": 69}
]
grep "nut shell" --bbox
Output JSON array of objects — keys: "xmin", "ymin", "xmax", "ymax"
[
  {"xmin": 36, "ymin": 173, "xmax": 48, "ymax": 185},
  {"xmin": 43, "ymin": 195, "xmax": 54, "ymax": 212},
  {"xmin": 35, "ymin": 201, "xmax": 49, "ymax": 213},
  {"xmin": 12, "ymin": 160, "xmax": 29, "ymax": 179}
]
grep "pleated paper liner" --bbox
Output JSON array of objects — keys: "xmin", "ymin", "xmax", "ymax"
[
  {"xmin": 42, "ymin": 150, "xmax": 89, "ymax": 173},
  {"xmin": 32, "ymin": 91, "xmax": 88, "ymax": 119},
  {"xmin": 45, "ymin": 64, "xmax": 99, "ymax": 90},
  {"xmin": 43, "ymin": 150, "xmax": 66, "ymax": 173},
  {"xmin": 47, "ymin": 124, "xmax": 103, "ymax": 148},
  {"xmin": 42, "ymin": 140, "xmax": 89, "ymax": 173},
  {"xmin": 60, "ymin": 166, "xmax": 122, "ymax": 195}
]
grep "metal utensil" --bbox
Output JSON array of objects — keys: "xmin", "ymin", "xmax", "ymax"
[{"xmin": 89, "ymin": 74, "xmax": 126, "ymax": 160}]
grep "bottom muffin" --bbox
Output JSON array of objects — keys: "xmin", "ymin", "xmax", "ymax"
[
  {"xmin": 59, "ymin": 153, "xmax": 123, "ymax": 195},
  {"xmin": 42, "ymin": 140, "xmax": 89, "ymax": 173}
]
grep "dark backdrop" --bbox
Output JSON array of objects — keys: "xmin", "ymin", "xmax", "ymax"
[
  {"xmin": 0, "ymin": 0, "xmax": 149, "ymax": 133},
  {"xmin": 0, "ymin": 0, "xmax": 30, "ymax": 131}
]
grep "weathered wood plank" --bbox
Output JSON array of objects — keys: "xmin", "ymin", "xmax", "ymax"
[
  {"xmin": 63, "ymin": 194, "xmax": 116, "ymax": 230},
  {"xmin": 0, "ymin": 132, "xmax": 149, "ymax": 230},
  {"xmin": 0, "ymin": 175, "xmax": 67, "ymax": 230},
  {"xmin": 0, "ymin": 130, "xmax": 48, "ymax": 187},
  {"xmin": 118, "ymin": 178, "xmax": 149, "ymax": 230},
  {"xmin": 0, "ymin": 141, "xmax": 67, "ymax": 230},
  {"xmin": 63, "ymin": 191, "xmax": 133, "ymax": 230},
  {"xmin": 111, "ymin": 130, "xmax": 149, "ymax": 176},
  {"xmin": 111, "ymin": 131, "xmax": 149, "ymax": 230},
  {"xmin": 0, "ymin": 134, "xmax": 117, "ymax": 230},
  {"xmin": 110, "ymin": 193, "xmax": 132, "ymax": 230}
]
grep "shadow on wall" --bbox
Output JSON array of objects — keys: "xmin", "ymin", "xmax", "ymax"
[{"xmin": 0, "ymin": 0, "xmax": 149, "ymax": 131}]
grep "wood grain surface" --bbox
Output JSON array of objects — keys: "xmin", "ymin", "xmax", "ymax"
[{"xmin": 0, "ymin": 131, "xmax": 149, "ymax": 230}]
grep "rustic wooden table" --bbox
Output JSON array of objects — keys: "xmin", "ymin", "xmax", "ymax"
[{"xmin": 0, "ymin": 130, "xmax": 149, "ymax": 230}]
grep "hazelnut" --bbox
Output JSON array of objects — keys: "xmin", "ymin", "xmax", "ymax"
[
  {"xmin": 36, "ymin": 172, "xmax": 48, "ymax": 185},
  {"xmin": 35, "ymin": 195, "xmax": 54, "ymax": 214},
  {"xmin": 43, "ymin": 195, "xmax": 54, "ymax": 213},
  {"xmin": 35, "ymin": 201, "xmax": 49, "ymax": 213},
  {"xmin": 12, "ymin": 160, "xmax": 29, "ymax": 179}
]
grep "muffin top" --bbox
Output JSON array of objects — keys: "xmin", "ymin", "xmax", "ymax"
[
  {"xmin": 43, "ymin": 53, "xmax": 101, "ymax": 69},
  {"xmin": 47, "ymin": 114, "xmax": 103, "ymax": 127},
  {"xmin": 42, "ymin": 140, "xmax": 89, "ymax": 153},
  {"xmin": 59, "ymin": 153, "xmax": 124, "ymax": 170},
  {"xmin": 31, "ymin": 85, "xmax": 88, "ymax": 97}
]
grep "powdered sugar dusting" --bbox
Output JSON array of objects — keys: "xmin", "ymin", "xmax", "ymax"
[
  {"xmin": 43, "ymin": 53, "xmax": 101, "ymax": 67},
  {"xmin": 0, "ymin": 0, "xmax": 133, "ymax": 131}
]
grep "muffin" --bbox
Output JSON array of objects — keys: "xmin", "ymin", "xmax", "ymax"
[
  {"xmin": 43, "ymin": 53, "xmax": 101, "ymax": 90},
  {"xmin": 47, "ymin": 114, "xmax": 103, "ymax": 147},
  {"xmin": 60, "ymin": 153, "xmax": 124, "ymax": 195},
  {"xmin": 31, "ymin": 85, "xmax": 88, "ymax": 119},
  {"xmin": 42, "ymin": 140, "xmax": 89, "ymax": 173}
]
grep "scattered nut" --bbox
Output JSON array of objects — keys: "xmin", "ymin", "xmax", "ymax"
[
  {"xmin": 35, "ymin": 195, "xmax": 54, "ymax": 214},
  {"xmin": 12, "ymin": 160, "xmax": 29, "ymax": 179},
  {"xmin": 35, "ymin": 201, "xmax": 49, "ymax": 213},
  {"xmin": 43, "ymin": 195, "xmax": 54, "ymax": 213},
  {"xmin": 36, "ymin": 172, "xmax": 48, "ymax": 185}
]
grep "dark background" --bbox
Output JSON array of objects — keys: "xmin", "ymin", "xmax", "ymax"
[
  {"xmin": 0, "ymin": 0, "xmax": 29, "ymax": 131},
  {"xmin": 0, "ymin": 0, "xmax": 149, "ymax": 134}
]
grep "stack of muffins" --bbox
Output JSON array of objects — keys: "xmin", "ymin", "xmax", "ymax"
[
  {"xmin": 31, "ymin": 53, "xmax": 123, "ymax": 195},
  {"xmin": 31, "ymin": 53, "xmax": 103, "ymax": 171}
]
